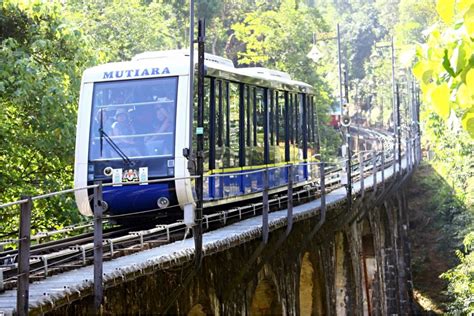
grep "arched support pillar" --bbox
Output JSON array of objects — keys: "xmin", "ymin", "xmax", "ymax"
[
  {"xmin": 334, "ymin": 232, "xmax": 357, "ymax": 315},
  {"xmin": 360, "ymin": 218, "xmax": 377, "ymax": 316},
  {"xmin": 249, "ymin": 272, "xmax": 283, "ymax": 315},
  {"xmin": 298, "ymin": 251, "xmax": 327, "ymax": 315}
]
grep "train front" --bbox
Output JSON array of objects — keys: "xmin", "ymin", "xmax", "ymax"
[{"xmin": 74, "ymin": 59, "xmax": 187, "ymax": 219}]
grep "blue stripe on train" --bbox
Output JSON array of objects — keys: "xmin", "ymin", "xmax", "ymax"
[
  {"xmin": 103, "ymin": 182, "xmax": 175, "ymax": 215},
  {"xmin": 205, "ymin": 164, "xmax": 313, "ymax": 200}
]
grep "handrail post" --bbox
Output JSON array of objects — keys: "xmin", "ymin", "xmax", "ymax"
[
  {"xmin": 320, "ymin": 163, "xmax": 326, "ymax": 213},
  {"xmin": 286, "ymin": 164, "xmax": 294, "ymax": 236},
  {"xmin": 93, "ymin": 182, "xmax": 104, "ymax": 314},
  {"xmin": 393, "ymin": 135, "xmax": 397, "ymax": 176},
  {"xmin": 262, "ymin": 168, "xmax": 269, "ymax": 244},
  {"xmin": 346, "ymin": 133, "xmax": 352, "ymax": 211},
  {"xmin": 381, "ymin": 140, "xmax": 385, "ymax": 190},
  {"xmin": 372, "ymin": 151, "xmax": 377, "ymax": 197},
  {"xmin": 406, "ymin": 137, "xmax": 411, "ymax": 172},
  {"xmin": 17, "ymin": 196, "xmax": 32, "ymax": 316},
  {"xmin": 359, "ymin": 152, "xmax": 364, "ymax": 199}
]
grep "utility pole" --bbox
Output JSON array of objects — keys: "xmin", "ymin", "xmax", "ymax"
[
  {"xmin": 337, "ymin": 23, "xmax": 344, "ymax": 123},
  {"xmin": 188, "ymin": 0, "xmax": 194, "ymax": 152},
  {"xmin": 194, "ymin": 19, "xmax": 205, "ymax": 269},
  {"xmin": 391, "ymin": 36, "xmax": 396, "ymax": 133},
  {"xmin": 396, "ymin": 84, "xmax": 402, "ymax": 172}
]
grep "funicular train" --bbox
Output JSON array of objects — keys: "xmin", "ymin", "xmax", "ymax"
[{"xmin": 74, "ymin": 50, "xmax": 322, "ymax": 219}]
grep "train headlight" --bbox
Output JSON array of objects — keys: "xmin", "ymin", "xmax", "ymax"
[
  {"xmin": 100, "ymin": 200, "xmax": 109, "ymax": 212},
  {"xmin": 157, "ymin": 197, "xmax": 170, "ymax": 209},
  {"xmin": 104, "ymin": 167, "xmax": 113, "ymax": 177}
]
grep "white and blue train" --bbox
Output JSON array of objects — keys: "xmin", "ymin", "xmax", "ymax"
[{"xmin": 74, "ymin": 50, "xmax": 322, "ymax": 219}]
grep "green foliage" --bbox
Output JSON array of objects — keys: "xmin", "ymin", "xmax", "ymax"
[
  {"xmin": 441, "ymin": 232, "xmax": 474, "ymax": 314},
  {"xmin": 65, "ymin": 0, "xmax": 178, "ymax": 62},
  {"xmin": 232, "ymin": 0, "xmax": 325, "ymax": 78},
  {"xmin": 413, "ymin": 0, "xmax": 474, "ymax": 138},
  {"xmin": 0, "ymin": 0, "xmax": 94, "ymax": 235}
]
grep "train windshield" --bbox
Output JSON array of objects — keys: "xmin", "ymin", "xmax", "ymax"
[{"xmin": 89, "ymin": 77, "xmax": 178, "ymax": 161}]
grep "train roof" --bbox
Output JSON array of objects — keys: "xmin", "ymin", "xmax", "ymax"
[{"xmin": 81, "ymin": 50, "xmax": 314, "ymax": 94}]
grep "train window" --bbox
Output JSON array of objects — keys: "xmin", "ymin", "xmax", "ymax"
[
  {"xmin": 192, "ymin": 77, "xmax": 211, "ymax": 172},
  {"xmin": 205, "ymin": 78, "xmax": 216, "ymax": 170},
  {"xmin": 289, "ymin": 93, "xmax": 298, "ymax": 162},
  {"xmin": 238, "ymin": 83, "xmax": 245, "ymax": 167},
  {"xmin": 225, "ymin": 82, "xmax": 231, "ymax": 148},
  {"xmin": 254, "ymin": 87, "xmax": 265, "ymax": 165},
  {"xmin": 306, "ymin": 95, "xmax": 311, "ymax": 144},
  {"xmin": 215, "ymin": 80, "xmax": 226, "ymax": 169},
  {"xmin": 246, "ymin": 85, "xmax": 252, "ymax": 147},
  {"xmin": 245, "ymin": 85, "xmax": 254, "ymax": 166},
  {"xmin": 89, "ymin": 77, "xmax": 178, "ymax": 162},
  {"xmin": 263, "ymin": 88, "xmax": 270, "ymax": 164},
  {"xmin": 293, "ymin": 94, "xmax": 303, "ymax": 161},
  {"xmin": 284, "ymin": 91, "xmax": 290, "ymax": 162},
  {"xmin": 308, "ymin": 95, "xmax": 316, "ymax": 159},
  {"xmin": 269, "ymin": 90, "xmax": 274, "ymax": 147},
  {"xmin": 300, "ymin": 93, "xmax": 307, "ymax": 160},
  {"xmin": 295, "ymin": 93, "xmax": 301, "ymax": 161},
  {"xmin": 269, "ymin": 90, "xmax": 278, "ymax": 164},
  {"xmin": 275, "ymin": 91, "xmax": 285, "ymax": 163},
  {"xmin": 312, "ymin": 96, "xmax": 321, "ymax": 154},
  {"xmin": 289, "ymin": 93, "xmax": 294, "ymax": 146},
  {"xmin": 226, "ymin": 82, "xmax": 240, "ymax": 168}
]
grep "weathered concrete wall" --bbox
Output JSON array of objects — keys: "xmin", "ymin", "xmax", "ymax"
[{"xmin": 45, "ymin": 176, "xmax": 416, "ymax": 316}]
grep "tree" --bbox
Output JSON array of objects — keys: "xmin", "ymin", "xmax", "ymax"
[
  {"xmin": 441, "ymin": 232, "xmax": 474, "ymax": 314},
  {"xmin": 65, "ymin": 0, "xmax": 178, "ymax": 62},
  {"xmin": 0, "ymin": 0, "xmax": 94, "ymax": 234},
  {"xmin": 232, "ymin": 0, "xmax": 339, "ymax": 155},
  {"xmin": 413, "ymin": 0, "xmax": 474, "ymax": 138}
]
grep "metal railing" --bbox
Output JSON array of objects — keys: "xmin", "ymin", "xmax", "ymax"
[{"xmin": 0, "ymin": 128, "xmax": 420, "ymax": 315}]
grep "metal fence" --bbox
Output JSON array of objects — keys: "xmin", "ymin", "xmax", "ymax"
[{"xmin": 0, "ymin": 130, "xmax": 420, "ymax": 315}]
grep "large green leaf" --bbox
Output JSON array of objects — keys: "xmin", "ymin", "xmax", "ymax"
[
  {"xmin": 464, "ymin": 5, "xmax": 474, "ymax": 37},
  {"xmin": 461, "ymin": 107, "xmax": 474, "ymax": 138},
  {"xmin": 457, "ymin": 83, "xmax": 473, "ymax": 109},
  {"xmin": 436, "ymin": 0, "xmax": 455, "ymax": 24},
  {"xmin": 430, "ymin": 83, "xmax": 451, "ymax": 119}
]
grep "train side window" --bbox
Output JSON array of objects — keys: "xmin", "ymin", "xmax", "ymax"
[
  {"xmin": 289, "ymin": 93, "xmax": 298, "ymax": 162},
  {"xmin": 270, "ymin": 90, "xmax": 280, "ymax": 164},
  {"xmin": 312, "ymin": 96, "xmax": 321, "ymax": 154},
  {"xmin": 284, "ymin": 91, "xmax": 290, "ymax": 162},
  {"xmin": 245, "ymin": 85, "xmax": 254, "ymax": 166},
  {"xmin": 301, "ymin": 93, "xmax": 308, "ymax": 160},
  {"xmin": 225, "ymin": 81, "xmax": 240, "ymax": 168},
  {"xmin": 307, "ymin": 95, "xmax": 315, "ymax": 159},
  {"xmin": 192, "ymin": 77, "xmax": 210, "ymax": 172},
  {"xmin": 277, "ymin": 91, "xmax": 285, "ymax": 163},
  {"xmin": 238, "ymin": 83, "xmax": 245, "ymax": 167},
  {"xmin": 289, "ymin": 93, "xmax": 294, "ymax": 146},
  {"xmin": 209, "ymin": 77, "xmax": 216, "ymax": 171},
  {"xmin": 295, "ymin": 93, "xmax": 301, "ymax": 161},
  {"xmin": 215, "ymin": 80, "xmax": 226, "ymax": 169},
  {"xmin": 254, "ymin": 87, "xmax": 265, "ymax": 165},
  {"xmin": 269, "ymin": 90, "xmax": 274, "ymax": 147}
]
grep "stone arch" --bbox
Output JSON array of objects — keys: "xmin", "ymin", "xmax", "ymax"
[
  {"xmin": 380, "ymin": 202, "xmax": 393, "ymax": 248},
  {"xmin": 299, "ymin": 251, "xmax": 326, "ymax": 315},
  {"xmin": 361, "ymin": 218, "xmax": 377, "ymax": 315},
  {"xmin": 250, "ymin": 277, "xmax": 283, "ymax": 315},
  {"xmin": 334, "ymin": 232, "xmax": 356, "ymax": 315},
  {"xmin": 187, "ymin": 304, "xmax": 207, "ymax": 316}
]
